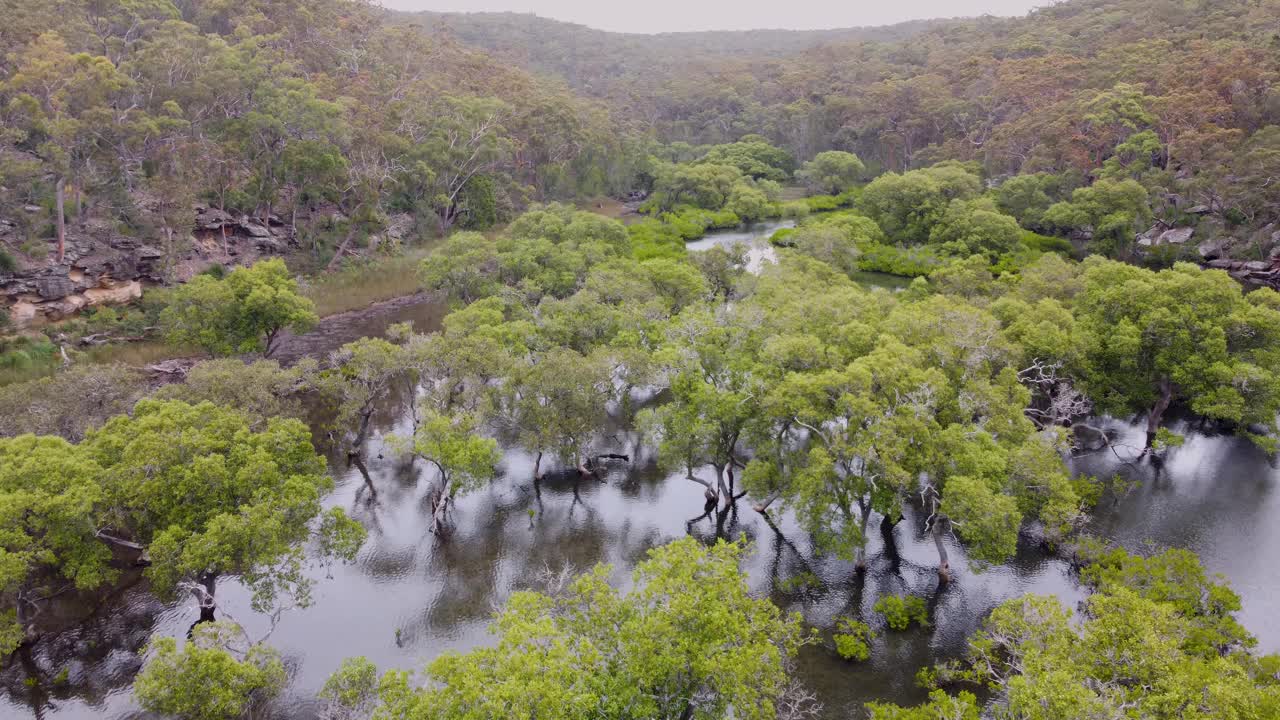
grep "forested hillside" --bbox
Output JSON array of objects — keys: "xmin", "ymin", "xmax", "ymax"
[{"xmin": 0, "ymin": 0, "xmax": 639, "ymax": 277}]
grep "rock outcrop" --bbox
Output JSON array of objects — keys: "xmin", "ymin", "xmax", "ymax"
[{"xmin": 3, "ymin": 205, "xmax": 299, "ymax": 328}]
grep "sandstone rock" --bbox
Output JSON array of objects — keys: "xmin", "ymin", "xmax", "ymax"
[
  {"xmin": 1198, "ymin": 239, "xmax": 1228, "ymax": 260},
  {"xmin": 1157, "ymin": 227, "xmax": 1194, "ymax": 245},
  {"xmin": 8, "ymin": 301, "xmax": 37, "ymax": 326},
  {"xmin": 84, "ymin": 280, "xmax": 142, "ymax": 306},
  {"xmin": 1245, "ymin": 260, "xmax": 1271, "ymax": 272},
  {"xmin": 35, "ymin": 274, "xmax": 76, "ymax": 300},
  {"xmin": 1187, "ymin": 204, "xmax": 1212, "ymax": 215},
  {"xmin": 241, "ymin": 220, "xmax": 272, "ymax": 238}
]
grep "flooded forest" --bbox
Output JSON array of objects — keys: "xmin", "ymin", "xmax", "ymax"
[{"xmin": 3, "ymin": 1, "xmax": 1280, "ymax": 719}]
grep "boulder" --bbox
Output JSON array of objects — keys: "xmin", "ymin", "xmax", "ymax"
[
  {"xmin": 1198, "ymin": 238, "xmax": 1228, "ymax": 260},
  {"xmin": 1156, "ymin": 227, "xmax": 1194, "ymax": 245},
  {"xmin": 1186, "ymin": 204, "xmax": 1212, "ymax": 215},
  {"xmin": 35, "ymin": 274, "xmax": 76, "ymax": 300},
  {"xmin": 241, "ymin": 220, "xmax": 273, "ymax": 238}
]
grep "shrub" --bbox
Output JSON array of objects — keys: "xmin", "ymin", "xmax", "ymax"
[
  {"xmin": 874, "ymin": 594, "xmax": 930, "ymax": 631},
  {"xmin": 833, "ymin": 617, "xmax": 874, "ymax": 661},
  {"xmin": 0, "ymin": 249, "xmax": 16, "ymax": 273},
  {"xmin": 1021, "ymin": 230, "xmax": 1073, "ymax": 255}
]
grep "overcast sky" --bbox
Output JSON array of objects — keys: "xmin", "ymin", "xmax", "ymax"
[{"xmin": 378, "ymin": 1, "xmax": 1046, "ymax": 34}]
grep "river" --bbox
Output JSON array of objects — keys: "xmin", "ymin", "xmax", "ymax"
[{"xmin": 2, "ymin": 224, "xmax": 1276, "ymax": 720}]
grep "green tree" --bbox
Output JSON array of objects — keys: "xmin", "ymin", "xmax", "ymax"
[
  {"xmin": 1072, "ymin": 259, "xmax": 1280, "ymax": 448},
  {"xmin": 85, "ymin": 399, "xmax": 365, "ymax": 617},
  {"xmin": 367, "ymin": 538, "xmax": 808, "ymax": 720},
  {"xmin": 1042, "ymin": 179, "xmax": 1151, "ymax": 258},
  {"xmin": 927, "ymin": 198, "xmax": 1025, "ymax": 260},
  {"xmin": 697, "ymin": 135, "xmax": 794, "ymax": 181},
  {"xmin": 858, "ymin": 164, "xmax": 982, "ymax": 244},
  {"xmin": 398, "ymin": 410, "xmax": 500, "ymax": 533},
  {"xmin": 161, "ymin": 258, "xmax": 318, "ymax": 358},
  {"xmin": 795, "ymin": 151, "xmax": 865, "ymax": 195},
  {"xmin": 892, "ymin": 549, "xmax": 1280, "ymax": 720},
  {"xmin": 0, "ymin": 434, "xmax": 111, "ymax": 654},
  {"xmin": 726, "ymin": 182, "xmax": 770, "ymax": 223},
  {"xmin": 511, "ymin": 347, "xmax": 613, "ymax": 478},
  {"xmin": 133, "ymin": 622, "xmax": 286, "ymax": 720}
]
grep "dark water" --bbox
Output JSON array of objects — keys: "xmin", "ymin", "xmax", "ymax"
[{"xmin": 4, "ymin": 227, "xmax": 1278, "ymax": 718}]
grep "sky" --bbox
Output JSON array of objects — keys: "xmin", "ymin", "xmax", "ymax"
[{"xmin": 377, "ymin": 1, "xmax": 1046, "ymax": 34}]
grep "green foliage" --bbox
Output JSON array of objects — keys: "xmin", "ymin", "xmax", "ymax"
[
  {"xmin": 696, "ymin": 136, "xmax": 794, "ymax": 181},
  {"xmin": 833, "ymin": 617, "xmax": 874, "ymax": 661},
  {"xmin": 1073, "ymin": 259, "xmax": 1280, "ymax": 447},
  {"xmin": 859, "ymin": 163, "xmax": 983, "ymax": 244},
  {"xmin": 0, "ymin": 249, "xmax": 15, "ymax": 273},
  {"xmin": 893, "ymin": 549, "xmax": 1280, "ymax": 720},
  {"xmin": 86, "ymin": 399, "xmax": 365, "ymax": 612},
  {"xmin": 1043, "ymin": 179, "xmax": 1152, "ymax": 258},
  {"xmin": 370, "ymin": 538, "xmax": 807, "ymax": 720},
  {"xmin": 0, "ymin": 363, "xmax": 144, "ymax": 440},
  {"xmin": 156, "ymin": 358, "xmax": 316, "ymax": 428},
  {"xmin": 134, "ymin": 622, "xmax": 286, "ymax": 720},
  {"xmin": 796, "ymin": 151, "xmax": 866, "ymax": 195},
  {"xmin": 161, "ymin": 259, "xmax": 317, "ymax": 358},
  {"xmin": 874, "ymin": 594, "xmax": 930, "ymax": 631}
]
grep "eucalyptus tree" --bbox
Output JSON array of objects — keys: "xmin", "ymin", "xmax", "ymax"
[
  {"xmin": 160, "ymin": 259, "xmax": 317, "ymax": 358},
  {"xmin": 1073, "ymin": 259, "xmax": 1280, "ymax": 449},
  {"xmin": 336, "ymin": 539, "xmax": 811, "ymax": 720},
  {"xmin": 510, "ymin": 347, "xmax": 614, "ymax": 479},
  {"xmin": 0, "ymin": 434, "xmax": 110, "ymax": 654},
  {"xmin": 795, "ymin": 150, "xmax": 865, "ymax": 195},
  {"xmin": 133, "ymin": 622, "xmax": 286, "ymax": 720},
  {"xmin": 640, "ymin": 305, "xmax": 765, "ymax": 503},
  {"xmin": 395, "ymin": 410, "xmax": 501, "ymax": 534},
  {"xmin": 85, "ymin": 400, "xmax": 365, "ymax": 620},
  {"xmin": 325, "ymin": 337, "xmax": 408, "ymax": 453},
  {"xmin": 879, "ymin": 549, "xmax": 1280, "ymax": 719}
]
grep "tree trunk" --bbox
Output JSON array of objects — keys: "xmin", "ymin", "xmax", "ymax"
[
  {"xmin": 714, "ymin": 464, "xmax": 729, "ymax": 500},
  {"xmin": 931, "ymin": 519, "xmax": 952, "ymax": 584},
  {"xmin": 533, "ymin": 451, "xmax": 543, "ymax": 481},
  {"xmin": 326, "ymin": 223, "xmax": 359, "ymax": 272},
  {"xmin": 854, "ymin": 501, "xmax": 874, "ymax": 570},
  {"xmin": 353, "ymin": 408, "xmax": 373, "ymax": 449},
  {"xmin": 351, "ymin": 453, "xmax": 377, "ymax": 498},
  {"xmin": 430, "ymin": 476, "xmax": 451, "ymax": 533},
  {"xmin": 753, "ymin": 489, "xmax": 782, "ymax": 514},
  {"xmin": 194, "ymin": 573, "xmax": 218, "ymax": 623},
  {"xmin": 55, "ymin": 177, "xmax": 66, "ymax": 264},
  {"xmin": 1145, "ymin": 376, "xmax": 1174, "ymax": 448}
]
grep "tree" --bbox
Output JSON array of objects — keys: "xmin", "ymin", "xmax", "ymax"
[
  {"xmin": 1042, "ymin": 179, "xmax": 1151, "ymax": 258},
  {"xmin": 696, "ymin": 135, "xmax": 795, "ymax": 181},
  {"xmin": 160, "ymin": 258, "xmax": 318, "ymax": 358},
  {"xmin": 795, "ymin": 151, "xmax": 865, "ymax": 195},
  {"xmin": 0, "ymin": 434, "xmax": 111, "ymax": 654},
  {"xmin": 650, "ymin": 162, "xmax": 744, "ymax": 212},
  {"xmin": 887, "ymin": 549, "xmax": 1280, "ymax": 720},
  {"xmin": 398, "ymin": 410, "xmax": 500, "ymax": 533},
  {"xmin": 1072, "ymin": 259, "xmax": 1280, "ymax": 448},
  {"xmin": 725, "ymin": 182, "xmax": 770, "ymax": 223},
  {"xmin": 133, "ymin": 622, "xmax": 286, "ymax": 720},
  {"xmin": 511, "ymin": 347, "xmax": 613, "ymax": 479},
  {"xmin": 641, "ymin": 306, "xmax": 762, "ymax": 503},
  {"xmin": 85, "ymin": 400, "xmax": 365, "ymax": 618},
  {"xmin": 2, "ymin": 32, "xmax": 129, "ymax": 263},
  {"xmin": 858, "ymin": 164, "xmax": 982, "ymax": 245},
  {"xmin": 366, "ymin": 538, "xmax": 809, "ymax": 720},
  {"xmin": 927, "ymin": 198, "xmax": 1025, "ymax": 260},
  {"xmin": 325, "ymin": 337, "xmax": 406, "ymax": 452},
  {"xmin": 154, "ymin": 358, "xmax": 317, "ymax": 429}
]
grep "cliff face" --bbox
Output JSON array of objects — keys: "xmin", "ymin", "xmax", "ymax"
[{"xmin": 1, "ymin": 206, "xmax": 296, "ymax": 329}]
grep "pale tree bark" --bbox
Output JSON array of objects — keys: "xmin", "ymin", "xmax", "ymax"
[{"xmin": 55, "ymin": 177, "xmax": 66, "ymax": 264}]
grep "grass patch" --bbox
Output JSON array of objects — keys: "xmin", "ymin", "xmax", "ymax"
[{"xmin": 299, "ymin": 246, "xmax": 437, "ymax": 317}]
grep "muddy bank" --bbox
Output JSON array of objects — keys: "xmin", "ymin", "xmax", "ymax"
[{"xmin": 270, "ymin": 291, "xmax": 446, "ymax": 365}]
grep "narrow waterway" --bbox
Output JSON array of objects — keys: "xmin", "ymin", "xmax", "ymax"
[{"xmin": 3, "ymin": 223, "xmax": 1276, "ymax": 720}]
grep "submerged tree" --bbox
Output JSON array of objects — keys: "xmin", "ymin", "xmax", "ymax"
[
  {"xmin": 85, "ymin": 400, "xmax": 365, "ymax": 620},
  {"xmin": 133, "ymin": 622, "xmax": 286, "ymax": 720},
  {"xmin": 342, "ymin": 538, "xmax": 811, "ymax": 720},
  {"xmin": 1073, "ymin": 259, "xmax": 1280, "ymax": 449},
  {"xmin": 885, "ymin": 548, "xmax": 1280, "ymax": 719}
]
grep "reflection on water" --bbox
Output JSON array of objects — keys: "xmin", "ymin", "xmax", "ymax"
[
  {"xmin": 685, "ymin": 220, "xmax": 793, "ymax": 273},
  {"xmin": 4, "ymin": 272, "xmax": 1278, "ymax": 720}
]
